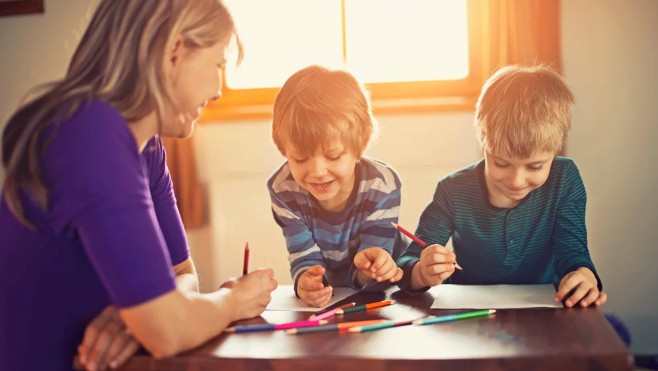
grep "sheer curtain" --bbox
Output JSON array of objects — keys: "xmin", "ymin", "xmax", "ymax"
[{"xmin": 481, "ymin": 0, "xmax": 562, "ymax": 74}]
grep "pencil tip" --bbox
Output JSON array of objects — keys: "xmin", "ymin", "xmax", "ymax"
[
  {"xmin": 225, "ymin": 327, "xmax": 236, "ymax": 332},
  {"xmin": 489, "ymin": 309, "xmax": 497, "ymax": 314},
  {"xmin": 390, "ymin": 222, "xmax": 398, "ymax": 228}
]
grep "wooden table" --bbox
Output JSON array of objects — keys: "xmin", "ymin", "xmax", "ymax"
[{"xmin": 121, "ymin": 288, "xmax": 633, "ymax": 370}]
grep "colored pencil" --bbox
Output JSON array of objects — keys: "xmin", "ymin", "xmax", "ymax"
[
  {"xmin": 348, "ymin": 318, "xmax": 420, "ymax": 333},
  {"xmin": 335, "ymin": 300, "xmax": 395, "ymax": 315},
  {"xmin": 225, "ymin": 319, "xmax": 328, "ymax": 333},
  {"xmin": 286, "ymin": 319, "xmax": 386, "ymax": 335},
  {"xmin": 242, "ymin": 242, "xmax": 250, "ymax": 275},
  {"xmin": 412, "ymin": 309, "xmax": 496, "ymax": 326},
  {"xmin": 391, "ymin": 222, "xmax": 463, "ymax": 270},
  {"xmin": 308, "ymin": 302, "xmax": 357, "ymax": 320}
]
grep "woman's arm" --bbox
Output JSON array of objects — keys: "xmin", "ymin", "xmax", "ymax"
[{"xmin": 120, "ymin": 268, "xmax": 277, "ymax": 359}]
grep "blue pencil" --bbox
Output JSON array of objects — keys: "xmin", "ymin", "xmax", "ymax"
[{"xmin": 225, "ymin": 319, "xmax": 328, "ymax": 333}]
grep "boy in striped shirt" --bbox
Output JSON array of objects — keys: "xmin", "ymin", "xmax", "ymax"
[
  {"xmin": 397, "ymin": 65, "xmax": 608, "ymax": 308},
  {"xmin": 268, "ymin": 65, "xmax": 405, "ymax": 307}
]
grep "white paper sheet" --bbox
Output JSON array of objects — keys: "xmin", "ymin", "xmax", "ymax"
[
  {"xmin": 265, "ymin": 284, "xmax": 358, "ymax": 312},
  {"xmin": 429, "ymin": 284, "xmax": 563, "ymax": 309}
]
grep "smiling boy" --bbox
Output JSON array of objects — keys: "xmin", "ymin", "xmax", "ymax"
[
  {"xmin": 396, "ymin": 65, "xmax": 607, "ymax": 308},
  {"xmin": 268, "ymin": 65, "xmax": 404, "ymax": 307}
]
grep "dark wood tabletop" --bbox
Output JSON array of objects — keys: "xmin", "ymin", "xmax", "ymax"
[{"xmin": 120, "ymin": 288, "xmax": 633, "ymax": 371}]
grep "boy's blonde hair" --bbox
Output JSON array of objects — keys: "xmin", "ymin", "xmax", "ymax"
[
  {"xmin": 474, "ymin": 65, "xmax": 575, "ymax": 158},
  {"xmin": 271, "ymin": 65, "xmax": 377, "ymax": 158}
]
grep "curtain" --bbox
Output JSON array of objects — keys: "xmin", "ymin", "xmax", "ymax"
[
  {"xmin": 162, "ymin": 136, "xmax": 207, "ymax": 229},
  {"xmin": 481, "ymin": 0, "xmax": 562, "ymax": 75}
]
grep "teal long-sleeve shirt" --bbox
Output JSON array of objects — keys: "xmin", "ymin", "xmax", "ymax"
[{"xmin": 397, "ymin": 157, "xmax": 602, "ymax": 292}]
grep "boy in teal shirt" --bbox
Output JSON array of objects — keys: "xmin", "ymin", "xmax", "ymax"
[{"xmin": 397, "ymin": 65, "xmax": 607, "ymax": 308}]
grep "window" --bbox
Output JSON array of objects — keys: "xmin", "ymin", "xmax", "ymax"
[{"xmin": 201, "ymin": 0, "xmax": 486, "ymax": 121}]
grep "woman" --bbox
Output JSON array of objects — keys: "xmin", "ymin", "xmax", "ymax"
[{"xmin": 0, "ymin": 1, "xmax": 277, "ymax": 370}]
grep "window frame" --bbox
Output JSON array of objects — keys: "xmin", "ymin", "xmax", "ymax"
[{"xmin": 200, "ymin": 0, "xmax": 484, "ymax": 122}]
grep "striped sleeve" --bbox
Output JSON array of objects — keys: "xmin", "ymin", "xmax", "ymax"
[
  {"xmin": 348, "ymin": 162, "xmax": 402, "ymax": 291},
  {"xmin": 267, "ymin": 166, "xmax": 325, "ymax": 289},
  {"xmin": 357, "ymin": 163, "xmax": 402, "ymax": 254},
  {"xmin": 553, "ymin": 161, "xmax": 602, "ymax": 290}
]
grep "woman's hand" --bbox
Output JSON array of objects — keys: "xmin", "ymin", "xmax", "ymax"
[
  {"xmin": 555, "ymin": 267, "xmax": 607, "ymax": 307},
  {"xmin": 296, "ymin": 265, "xmax": 333, "ymax": 307},
  {"xmin": 77, "ymin": 306, "xmax": 140, "ymax": 370},
  {"xmin": 220, "ymin": 268, "xmax": 278, "ymax": 321},
  {"xmin": 353, "ymin": 247, "xmax": 403, "ymax": 284}
]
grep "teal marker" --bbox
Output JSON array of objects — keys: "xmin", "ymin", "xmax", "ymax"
[{"xmin": 412, "ymin": 309, "xmax": 496, "ymax": 326}]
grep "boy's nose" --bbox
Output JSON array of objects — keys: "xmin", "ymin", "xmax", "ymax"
[
  {"xmin": 308, "ymin": 158, "xmax": 328, "ymax": 177},
  {"xmin": 509, "ymin": 171, "xmax": 526, "ymax": 188}
]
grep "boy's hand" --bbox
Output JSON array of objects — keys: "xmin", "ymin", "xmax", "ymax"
[
  {"xmin": 555, "ymin": 267, "xmax": 607, "ymax": 307},
  {"xmin": 353, "ymin": 247, "xmax": 403, "ymax": 284},
  {"xmin": 297, "ymin": 265, "xmax": 333, "ymax": 307},
  {"xmin": 410, "ymin": 244, "xmax": 457, "ymax": 290}
]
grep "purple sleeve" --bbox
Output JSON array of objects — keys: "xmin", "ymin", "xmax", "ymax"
[
  {"xmin": 45, "ymin": 101, "xmax": 176, "ymax": 308},
  {"xmin": 142, "ymin": 137, "xmax": 190, "ymax": 266}
]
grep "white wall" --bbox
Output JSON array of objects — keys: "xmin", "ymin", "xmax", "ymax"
[
  {"xmin": 1, "ymin": 0, "xmax": 656, "ymax": 355},
  {"xmin": 562, "ymin": 0, "xmax": 658, "ymax": 355}
]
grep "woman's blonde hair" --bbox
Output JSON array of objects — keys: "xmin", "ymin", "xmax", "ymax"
[
  {"xmin": 2, "ymin": 0, "xmax": 242, "ymax": 226},
  {"xmin": 474, "ymin": 65, "xmax": 575, "ymax": 158},
  {"xmin": 271, "ymin": 65, "xmax": 378, "ymax": 159}
]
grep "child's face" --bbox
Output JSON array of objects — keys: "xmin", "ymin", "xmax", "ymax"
[
  {"xmin": 285, "ymin": 139, "xmax": 358, "ymax": 212},
  {"xmin": 483, "ymin": 150, "xmax": 555, "ymax": 208},
  {"xmin": 164, "ymin": 37, "xmax": 230, "ymax": 138}
]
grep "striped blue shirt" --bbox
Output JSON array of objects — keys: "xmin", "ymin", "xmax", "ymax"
[
  {"xmin": 397, "ymin": 157, "xmax": 602, "ymax": 292},
  {"xmin": 268, "ymin": 157, "xmax": 404, "ymax": 291}
]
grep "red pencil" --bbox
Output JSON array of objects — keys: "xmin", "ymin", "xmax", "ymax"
[
  {"xmin": 242, "ymin": 242, "xmax": 250, "ymax": 275},
  {"xmin": 391, "ymin": 222, "xmax": 463, "ymax": 270}
]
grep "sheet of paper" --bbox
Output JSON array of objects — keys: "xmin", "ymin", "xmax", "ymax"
[
  {"xmin": 429, "ymin": 284, "xmax": 562, "ymax": 309},
  {"xmin": 266, "ymin": 284, "xmax": 358, "ymax": 312}
]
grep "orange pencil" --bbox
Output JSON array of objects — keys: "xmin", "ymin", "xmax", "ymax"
[
  {"xmin": 391, "ymin": 222, "xmax": 463, "ymax": 270},
  {"xmin": 335, "ymin": 300, "xmax": 395, "ymax": 314}
]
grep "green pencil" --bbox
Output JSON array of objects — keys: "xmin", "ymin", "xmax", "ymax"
[
  {"xmin": 412, "ymin": 309, "xmax": 496, "ymax": 326},
  {"xmin": 348, "ymin": 319, "xmax": 417, "ymax": 333}
]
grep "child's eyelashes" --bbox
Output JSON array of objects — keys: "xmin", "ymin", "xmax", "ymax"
[
  {"xmin": 494, "ymin": 162, "xmax": 543, "ymax": 171},
  {"xmin": 289, "ymin": 151, "xmax": 344, "ymax": 164}
]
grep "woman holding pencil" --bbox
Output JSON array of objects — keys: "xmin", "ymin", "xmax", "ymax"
[{"xmin": 0, "ymin": 1, "xmax": 277, "ymax": 370}]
